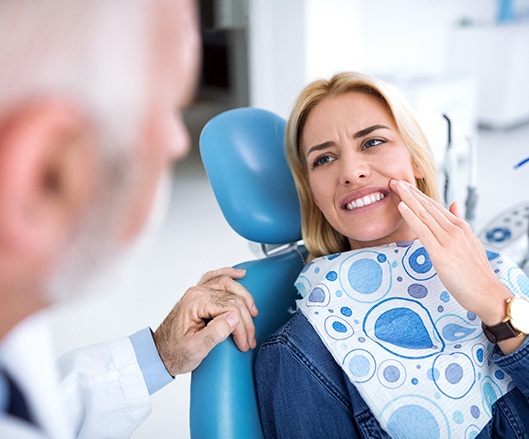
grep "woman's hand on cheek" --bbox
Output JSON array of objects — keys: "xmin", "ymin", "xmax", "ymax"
[{"xmin": 389, "ymin": 179, "xmax": 512, "ymax": 325}]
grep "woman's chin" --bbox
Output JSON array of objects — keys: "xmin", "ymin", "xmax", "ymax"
[{"xmin": 346, "ymin": 228, "xmax": 416, "ymax": 250}]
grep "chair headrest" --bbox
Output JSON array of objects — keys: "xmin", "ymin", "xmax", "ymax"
[{"xmin": 199, "ymin": 107, "xmax": 301, "ymax": 245}]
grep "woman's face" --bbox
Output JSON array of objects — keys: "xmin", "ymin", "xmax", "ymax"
[{"xmin": 301, "ymin": 92, "xmax": 424, "ymax": 249}]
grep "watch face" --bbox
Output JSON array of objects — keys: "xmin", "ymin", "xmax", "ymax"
[{"xmin": 510, "ymin": 297, "xmax": 529, "ymax": 334}]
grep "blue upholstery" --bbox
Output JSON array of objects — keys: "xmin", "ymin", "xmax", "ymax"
[
  {"xmin": 198, "ymin": 107, "xmax": 301, "ymax": 244},
  {"xmin": 190, "ymin": 108, "xmax": 305, "ymax": 438}
]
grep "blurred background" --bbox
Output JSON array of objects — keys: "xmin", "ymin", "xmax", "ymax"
[{"xmin": 48, "ymin": 0, "xmax": 529, "ymax": 437}]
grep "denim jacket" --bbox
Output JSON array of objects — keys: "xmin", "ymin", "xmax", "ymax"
[{"xmin": 255, "ymin": 310, "xmax": 529, "ymax": 438}]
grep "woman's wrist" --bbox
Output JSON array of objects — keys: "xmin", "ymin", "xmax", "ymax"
[{"xmin": 471, "ymin": 280, "xmax": 514, "ymax": 327}]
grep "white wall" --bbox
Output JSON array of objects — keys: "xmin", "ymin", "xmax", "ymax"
[
  {"xmin": 248, "ymin": 0, "xmax": 504, "ymax": 118},
  {"xmin": 248, "ymin": 0, "xmax": 363, "ymax": 119},
  {"xmin": 247, "ymin": 0, "xmax": 309, "ymax": 119}
]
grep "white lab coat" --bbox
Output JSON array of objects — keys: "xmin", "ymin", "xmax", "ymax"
[{"xmin": 0, "ymin": 313, "xmax": 152, "ymax": 439}]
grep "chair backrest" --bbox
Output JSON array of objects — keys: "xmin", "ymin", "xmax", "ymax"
[{"xmin": 190, "ymin": 108, "xmax": 305, "ymax": 438}]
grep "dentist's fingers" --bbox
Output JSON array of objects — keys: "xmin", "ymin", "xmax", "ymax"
[
  {"xmin": 198, "ymin": 267, "xmax": 246, "ymax": 285},
  {"xmin": 183, "ymin": 311, "xmax": 241, "ymax": 368},
  {"xmin": 196, "ymin": 269, "xmax": 258, "ymax": 351},
  {"xmin": 153, "ymin": 269, "xmax": 258, "ymax": 376},
  {"xmin": 202, "ymin": 276, "xmax": 257, "ymax": 351},
  {"xmin": 198, "ymin": 267, "xmax": 258, "ymax": 317},
  {"xmin": 154, "ymin": 309, "xmax": 242, "ymax": 376}
]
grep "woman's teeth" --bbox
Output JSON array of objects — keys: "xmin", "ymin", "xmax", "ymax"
[{"xmin": 346, "ymin": 192, "xmax": 385, "ymax": 210}]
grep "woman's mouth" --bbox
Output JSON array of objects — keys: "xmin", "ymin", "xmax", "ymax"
[{"xmin": 345, "ymin": 192, "xmax": 386, "ymax": 211}]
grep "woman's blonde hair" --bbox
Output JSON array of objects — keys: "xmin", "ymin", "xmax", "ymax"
[{"xmin": 285, "ymin": 72, "xmax": 439, "ymax": 260}]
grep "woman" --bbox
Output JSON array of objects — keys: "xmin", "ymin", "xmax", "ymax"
[{"xmin": 255, "ymin": 72, "xmax": 529, "ymax": 438}]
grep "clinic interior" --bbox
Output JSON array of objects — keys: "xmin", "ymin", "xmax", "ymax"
[{"xmin": 49, "ymin": 1, "xmax": 529, "ymax": 437}]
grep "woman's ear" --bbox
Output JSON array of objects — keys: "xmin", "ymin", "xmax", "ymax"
[
  {"xmin": 0, "ymin": 99, "xmax": 99, "ymax": 260},
  {"xmin": 412, "ymin": 159, "xmax": 425, "ymax": 180}
]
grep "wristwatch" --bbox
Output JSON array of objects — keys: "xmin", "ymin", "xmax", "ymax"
[{"xmin": 482, "ymin": 296, "xmax": 529, "ymax": 343}]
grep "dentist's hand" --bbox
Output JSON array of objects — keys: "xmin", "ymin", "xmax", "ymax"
[
  {"xmin": 389, "ymin": 180, "xmax": 512, "ymax": 326},
  {"xmin": 153, "ymin": 267, "xmax": 258, "ymax": 376}
]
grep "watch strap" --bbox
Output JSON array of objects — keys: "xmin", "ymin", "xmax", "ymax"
[{"xmin": 482, "ymin": 320, "xmax": 520, "ymax": 344}]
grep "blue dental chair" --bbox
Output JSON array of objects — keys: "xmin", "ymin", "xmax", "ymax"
[{"xmin": 189, "ymin": 108, "xmax": 306, "ymax": 438}]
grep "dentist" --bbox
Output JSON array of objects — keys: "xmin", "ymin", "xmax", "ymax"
[{"xmin": 0, "ymin": 0, "xmax": 256, "ymax": 437}]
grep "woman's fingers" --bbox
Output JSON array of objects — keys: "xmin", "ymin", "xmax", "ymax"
[
  {"xmin": 449, "ymin": 201, "xmax": 463, "ymax": 218},
  {"xmin": 390, "ymin": 180, "xmax": 465, "ymax": 244},
  {"xmin": 390, "ymin": 180, "xmax": 446, "ymax": 244}
]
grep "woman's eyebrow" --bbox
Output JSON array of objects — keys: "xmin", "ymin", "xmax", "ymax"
[
  {"xmin": 353, "ymin": 124, "xmax": 390, "ymax": 139},
  {"xmin": 306, "ymin": 141, "xmax": 335, "ymax": 157},
  {"xmin": 305, "ymin": 124, "xmax": 391, "ymax": 157}
]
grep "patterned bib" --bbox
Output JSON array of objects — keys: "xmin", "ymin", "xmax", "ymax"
[{"xmin": 297, "ymin": 240, "xmax": 527, "ymax": 438}]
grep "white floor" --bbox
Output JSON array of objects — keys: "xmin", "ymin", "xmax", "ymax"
[{"xmin": 47, "ymin": 121, "xmax": 529, "ymax": 438}]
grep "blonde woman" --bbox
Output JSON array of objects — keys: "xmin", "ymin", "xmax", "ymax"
[{"xmin": 255, "ymin": 72, "xmax": 529, "ymax": 438}]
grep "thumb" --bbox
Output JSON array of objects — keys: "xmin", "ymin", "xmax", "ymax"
[{"xmin": 194, "ymin": 312, "xmax": 240, "ymax": 357}]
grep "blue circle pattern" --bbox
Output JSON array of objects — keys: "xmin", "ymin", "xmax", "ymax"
[
  {"xmin": 326, "ymin": 271, "xmax": 338, "ymax": 281},
  {"xmin": 308, "ymin": 287, "xmax": 325, "ymax": 303},
  {"xmin": 341, "ymin": 306, "xmax": 352, "ymax": 317},
  {"xmin": 382, "ymin": 395, "xmax": 449, "ymax": 438},
  {"xmin": 343, "ymin": 349, "xmax": 376, "ymax": 383},
  {"xmin": 409, "ymin": 247, "xmax": 432, "ymax": 273},
  {"xmin": 403, "ymin": 245, "xmax": 437, "ymax": 281},
  {"xmin": 324, "ymin": 316, "xmax": 354, "ymax": 340},
  {"xmin": 349, "ymin": 259, "xmax": 383, "ymax": 294},
  {"xmin": 378, "ymin": 359, "xmax": 406, "ymax": 389},
  {"xmin": 339, "ymin": 251, "xmax": 392, "ymax": 303},
  {"xmin": 408, "ymin": 283, "xmax": 428, "ymax": 299},
  {"xmin": 385, "ymin": 366, "xmax": 400, "ymax": 382},
  {"xmin": 296, "ymin": 240, "xmax": 520, "ymax": 437}
]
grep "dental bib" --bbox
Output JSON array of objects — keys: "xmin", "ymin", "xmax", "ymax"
[{"xmin": 296, "ymin": 240, "xmax": 526, "ymax": 438}]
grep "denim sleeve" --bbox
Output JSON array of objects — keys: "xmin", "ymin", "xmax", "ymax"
[
  {"xmin": 255, "ymin": 338, "xmax": 359, "ymax": 439},
  {"xmin": 129, "ymin": 328, "xmax": 173, "ymax": 395},
  {"xmin": 492, "ymin": 336, "xmax": 529, "ymax": 397}
]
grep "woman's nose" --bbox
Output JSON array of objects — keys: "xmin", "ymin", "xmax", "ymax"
[{"xmin": 340, "ymin": 153, "xmax": 370, "ymax": 185}]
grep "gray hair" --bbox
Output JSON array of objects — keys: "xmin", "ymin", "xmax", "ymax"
[
  {"xmin": 0, "ymin": 0, "xmax": 163, "ymax": 300},
  {"xmin": 0, "ymin": 0, "xmax": 151, "ymax": 157}
]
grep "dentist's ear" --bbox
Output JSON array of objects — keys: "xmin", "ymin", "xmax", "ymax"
[{"xmin": 0, "ymin": 99, "xmax": 98, "ymax": 271}]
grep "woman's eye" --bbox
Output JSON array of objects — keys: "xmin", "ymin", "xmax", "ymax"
[
  {"xmin": 364, "ymin": 138, "xmax": 385, "ymax": 149},
  {"xmin": 312, "ymin": 154, "xmax": 334, "ymax": 169}
]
